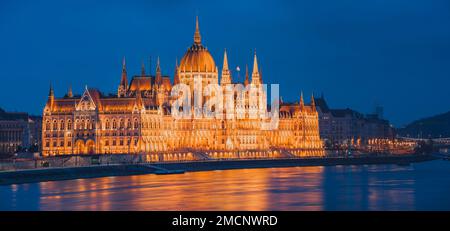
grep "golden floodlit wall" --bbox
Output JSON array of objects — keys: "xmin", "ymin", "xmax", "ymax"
[{"xmin": 41, "ymin": 17, "xmax": 324, "ymax": 159}]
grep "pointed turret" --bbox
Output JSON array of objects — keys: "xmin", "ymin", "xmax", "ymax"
[
  {"xmin": 311, "ymin": 93, "xmax": 316, "ymax": 110},
  {"xmin": 118, "ymin": 57, "xmax": 128, "ymax": 97},
  {"xmin": 244, "ymin": 64, "xmax": 249, "ymax": 86},
  {"xmin": 49, "ymin": 83, "xmax": 54, "ymax": 97},
  {"xmin": 223, "ymin": 49, "xmax": 229, "ymax": 70},
  {"xmin": 141, "ymin": 61, "xmax": 146, "ymax": 76},
  {"xmin": 67, "ymin": 85, "xmax": 73, "ymax": 98},
  {"xmin": 253, "ymin": 50, "xmax": 258, "ymax": 73},
  {"xmin": 173, "ymin": 58, "xmax": 180, "ymax": 85},
  {"xmin": 220, "ymin": 49, "xmax": 232, "ymax": 85},
  {"xmin": 300, "ymin": 91, "xmax": 304, "ymax": 108},
  {"xmin": 47, "ymin": 84, "xmax": 54, "ymax": 109},
  {"xmin": 194, "ymin": 15, "xmax": 201, "ymax": 44},
  {"xmin": 155, "ymin": 56, "xmax": 162, "ymax": 85},
  {"xmin": 121, "ymin": 57, "xmax": 127, "ymax": 85},
  {"xmin": 251, "ymin": 50, "xmax": 261, "ymax": 85}
]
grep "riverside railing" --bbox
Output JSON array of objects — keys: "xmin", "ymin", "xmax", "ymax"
[{"xmin": 0, "ymin": 150, "xmax": 401, "ymax": 172}]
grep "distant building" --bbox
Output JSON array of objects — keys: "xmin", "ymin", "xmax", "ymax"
[
  {"xmin": 315, "ymin": 95, "xmax": 395, "ymax": 146},
  {"xmin": 0, "ymin": 108, "xmax": 42, "ymax": 155},
  {"xmin": 28, "ymin": 115, "xmax": 42, "ymax": 151},
  {"xmin": 0, "ymin": 108, "xmax": 29, "ymax": 154}
]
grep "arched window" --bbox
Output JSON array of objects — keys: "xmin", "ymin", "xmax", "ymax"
[
  {"xmin": 52, "ymin": 120, "xmax": 57, "ymax": 130},
  {"xmin": 67, "ymin": 120, "xmax": 72, "ymax": 130},
  {"xmin": 105, "ymin": 120, "xmax": 110, "ymax": 129},
  {"xmin": 134, "ymin": 119, "xmax": 138, "ymax": 129},
  {"xmin": 120, "ymin": 119, "xmax": 124, "ymax": 129},
  {"xmin": 127, "ymin": 119, "xmax": 131, "ymax": 129},
  {"xmin": 60, "ymin": 120, "xmax": 65, "ymax": 130},
  {"xmin": 112, "ymin": 120, "xmax": 117, "ymax": 129},
  {"xmin": 45, "ymin": 120, "xmax": 51, "ymax": 131},
  {"xmin": 76, "ymin": 119, "xmax": 80, "ymax": 130}
]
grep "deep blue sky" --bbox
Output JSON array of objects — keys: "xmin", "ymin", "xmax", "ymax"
[{"xmin": 1, "ymin": 0, "xmax": 449, "ymax": 126}]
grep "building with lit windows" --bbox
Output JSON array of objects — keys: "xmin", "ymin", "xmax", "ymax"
[{"xmin": 42, "ymin": 18, "xmax": 323, "ymax": 160}]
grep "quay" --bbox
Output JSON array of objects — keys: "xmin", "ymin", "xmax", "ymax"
[{"xmin": 0, "ymin": 154, "xmax": 436, "ymax": 185}]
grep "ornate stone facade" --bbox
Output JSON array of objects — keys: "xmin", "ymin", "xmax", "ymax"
[{"xmin": 42, "ymin": 18, "xmax": 323, "ymax": 160}]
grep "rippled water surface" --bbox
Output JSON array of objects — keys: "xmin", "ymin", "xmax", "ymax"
[{"xmin": 1, "ymin": 160, "xmax": 450, "ymax": 210}]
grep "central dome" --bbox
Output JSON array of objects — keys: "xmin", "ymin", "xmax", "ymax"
[
  {"xmin": 179, "ymin": 44, "xmax": 216, "ymax": 73},
  {"xmin": 179, "ymin": 16, "xmax": 216, "ymax": 73}
]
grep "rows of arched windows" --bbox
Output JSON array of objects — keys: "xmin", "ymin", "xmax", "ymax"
[
  {"xmin": 45, "ymin": 119, "xmax": 73, "ymax": 131},
  {"xmin": 103, "ymin": 118, "xmax": 140, "ymax": 130}
]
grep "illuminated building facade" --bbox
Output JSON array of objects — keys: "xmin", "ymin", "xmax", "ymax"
[
  {"xmin": 1, "ymin": 108, "xmax": 41, "ymax": 155},
  {"xmin": 42, "ymin": 18, "xmax": 323, "ymax": 160}
]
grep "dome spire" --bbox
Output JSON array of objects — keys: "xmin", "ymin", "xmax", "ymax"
[{"xmin": 194, "ymin": 15, "xmax": 201, "ymax": 44}]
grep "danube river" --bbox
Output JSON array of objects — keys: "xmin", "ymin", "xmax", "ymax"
[{"xmin": 1, "ymin": 160, "xmax": 450, "ymax": 210}]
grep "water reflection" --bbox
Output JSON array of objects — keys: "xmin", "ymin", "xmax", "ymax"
[
  {"xmin": 322, "ymin": 164, "xmax": 415, "ymax": 210},
  {"xmin": 1, "ymin": 160, "xmax": 450, "ymax": 210}
]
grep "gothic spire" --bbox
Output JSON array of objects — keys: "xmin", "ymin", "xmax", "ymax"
[
  {"xmin": 194, "ymin": 15, "xmax": 201, "ymax": 44},
  {"xmin": 141, "ymin": 61, "xmax": 146, "ymax": 76},
  {"xmin": 122, "ymin": 56, "xmax": 126, "ymax": 72},
  {"xmin": 48, "ymin": 83, "xmax": 54, "ymax": 97},
  {"xmin": 67, "ymin": 85, "xmax": 73, "ymax": 98},
  {"xmin": 252, "ymin": 50, "xmax": 259, "ymax": 75},
  {"xmin": 156, "ymin": 56, "xmax": 161, "ymax": 74},
  {"xmin": 221, "ymin": 49, "xmax": 231, "ymax": 85},
  {"xmin": 118, "ymin": 57, "xmax": 128, "ymax": 97},
  {"xmin": 223, "ymin": 49, "xmax": 229, "ymax": 70},
  {"xmin": 251, "ymin": 50, "xmax": 260, "ymax": 84},
  {"xmin": 120, "ymin": 57, "xmax": 128, "ymax": 86},
  {"xmin": 47, "ymin": 83, "xmax": 54, "ymax": 109},
  {"xmin": 156, "ymin": 56, "xmax": 162, "ymax": 85},
  {"xmin": 311, "ymin": 93, "xmax": 316, "ymax": 109},
  {"xmin": 174, "ymin": 58, "xmax": 180, "ymax": 85},
  {"xmin": 244, "ymin": 64, "xmax": 249, "ymax": 86},
  {"xmin": 299, "ymin": 91, "xmax": 304, "ymax": 108}
]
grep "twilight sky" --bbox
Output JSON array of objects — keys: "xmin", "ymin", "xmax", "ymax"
[{"xmin": 0, "ymin": 0, "xmax": 449, "ymax": 126}]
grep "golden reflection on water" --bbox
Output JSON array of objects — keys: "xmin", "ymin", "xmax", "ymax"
[
  {"xmin": 37, "ymin": 167, "xmax": 325, "ymax": 211},
  {"xmin": 2, "ymin": 162, "xmax": 434, "ymax": 210}
]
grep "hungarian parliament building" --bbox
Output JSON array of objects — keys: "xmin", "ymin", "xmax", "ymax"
[{"xmin": 42, "ymin": 18, "xmax": 324, "ymax": 161}]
